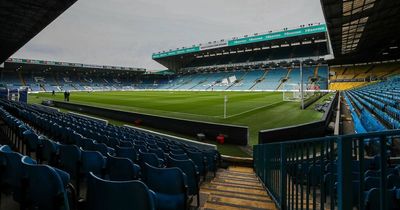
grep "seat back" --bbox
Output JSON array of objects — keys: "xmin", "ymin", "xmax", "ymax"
[
  {"xmin": 1, "ymin": 147, "xmax": 24, "ymax": 188},
  {"xmin": 148, "ymin": 148, "xmax": 165, "ymax": 160},
  {"xmin": 21, "ymin": 156, "xmax": 70, "ymax": 210},
  {"xmin": 168, "ymin": 157, "xmax": 199, "ymax": 195},
  {"xmin": 59, "ymin": 144, "xmax": 81, "ymax": 178},
  {"xmin": 187, "ymin": 150, "xmax": 206, "ymax": 175},
  {"xmin": 139, "ymin": 151, "xmax": 162, "ymax": 168},
  {"xmin": 22, "ymin": 130, "xmax": 40, "ymax": 151},
  {"xmin": 115, "ymin": 146, "xmax": 138, "ymax": 163},
  {"xmin": 92, "ymin": 142, "xmax": 111, "ymax": 156},
  {"xmin": 41, "ymin": 137, "xmax": 59, "ymax": 164},
  {"xmin": 106, "ymin": 155, "xmax": 140, "ymax": 181},
  {"xmin": 81, "ymin": 150, "xmax": 106, "ymax": 176},
  {"xmin": 144, "ymin": 163, "xmax": 187, "ymax": 210},
  {"xmin": 365, "ymin": 188, "xmax": 399, "ymax": 210},
  {"xmin": 86, "ymin": 172, "xmax": 156, "ymax": 210},
  {"xmin": 169, "ymin": 153, "xmax": 189, "ymax": 160},
  {"xmin": 144, "ymin": 163, "xmax": 187, "ymax": 194}
]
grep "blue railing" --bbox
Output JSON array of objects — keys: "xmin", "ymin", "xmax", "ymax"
[{"xmin": 254, "ymin": 129, "xmax": 400, "ymax": 210}]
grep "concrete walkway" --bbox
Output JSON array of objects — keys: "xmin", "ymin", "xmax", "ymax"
[{"xmin": 200, "ymin": 166, "xmax": 277, "ymax": 210}]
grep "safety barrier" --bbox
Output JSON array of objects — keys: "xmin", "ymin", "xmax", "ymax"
[{"xmin": 254, "ymin": 129, "xmax": 400, "ymax": 210}]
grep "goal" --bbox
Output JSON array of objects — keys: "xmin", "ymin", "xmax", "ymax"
[{"xmin": 282, "ymin": 83, "xmax": 314, "ymax": 102}]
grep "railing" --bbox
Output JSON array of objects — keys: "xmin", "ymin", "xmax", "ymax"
[{"xmin": 254, "ymin": 129, "xmax": 400, "ymax": 210}]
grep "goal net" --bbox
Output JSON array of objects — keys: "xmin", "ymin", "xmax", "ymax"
[{"xmin": 282, "ymin": 83, "xmax": 315, "ymax": 102}]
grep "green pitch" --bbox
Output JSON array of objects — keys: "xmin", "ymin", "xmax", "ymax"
[{"xmin": 29, "ymin": 91, "xmax": 324, "ymax": 147}]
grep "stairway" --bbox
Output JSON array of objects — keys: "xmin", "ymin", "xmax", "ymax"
[
  {"xmin": 249, "ymin": 69, "xmax": 269, "ymax": 90},
  {"xmin": 225, "ymin": 71, "xmax": 249, "ymax": 90},
  {"xmin": 276, "ymin": 67, "xmax": 292, "ymax": 90},
  {"xmin": 200, "ymin": 166, "xmax": 277, "ymax": 210},
  {"xmin": 313, "ymin": 64, "xmax": 320, "ymax": 78},
  {"xmin": 39, "ymin": 84, "xmax": 46, "ymax": 92},
  {"xmin": 18, "ymin": 72, "xmax": 26, "ymax": 86}
]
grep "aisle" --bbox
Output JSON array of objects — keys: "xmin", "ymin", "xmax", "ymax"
[{"xmin": 200, "ymin": 166, "xmax": 277, "ymax": 210}]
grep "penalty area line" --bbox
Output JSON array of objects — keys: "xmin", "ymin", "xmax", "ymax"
[{"xmin": 224, "ymin": 101, "xmax": 284, "ymax": 119}]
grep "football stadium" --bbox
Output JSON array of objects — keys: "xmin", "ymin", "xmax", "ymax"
[{"xmin": 0, "ymin": 0, "xmax": 400, "ymax": 210}]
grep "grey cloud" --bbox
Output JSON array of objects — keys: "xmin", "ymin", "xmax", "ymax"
[{"xmin": 12, "ymin": 0, "xmax": 325, "ymax": 70}]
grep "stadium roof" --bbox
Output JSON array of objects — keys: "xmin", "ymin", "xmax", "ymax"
[
  {"xmin": 153, "ymin": 24, "xmax": 330, "ymax": 71},
  {"xmin": 321, "ymin": 0, "xmax": 400, "ymax": 64},
  {"xmin": 0, "ymin": 0, "xmax": 77, "ymax": 64},
  {"xmin": 3, "ymin": 58, "xmax": 146, "ymax": 73}
]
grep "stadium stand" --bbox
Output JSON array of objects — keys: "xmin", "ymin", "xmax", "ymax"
[
  {"xmin": 142, "ymin": 65, "xmax": 328, "ymax": 91},
  {"xmin": 329, "ymin": 62, "xmax": 400, "ymax": 90},
  {"xmin": 344, "ymin": 77, "xmax": 400, "ymax": 132},
  {"xmin": 0, "ymin": 62, "xmax": 329, "ymax": 91},
  {"xmin": 0, "ymin": 99, "xmax": 220, "ymax": 209}
]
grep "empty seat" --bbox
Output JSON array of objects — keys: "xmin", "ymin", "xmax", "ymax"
[
  {"xmin": 59, "ymin": 144, "xmax": 81, "ymax": 194},
  {"xmin": 85, "ymin": 172, "xmax": 156, "ymax": 210},
  {"xmin": 168, "ymin": 157, "xmax": 200, "ymax": 207},
  {"xmin": 144, "ymin": 163, "xmax": 188, "ymax": 210},
  {"xmin": 0, "ymin": 145, "xmax": 25, "ymax": 203},
  {"xmin": 106, "ymin": 155, "xmax": 140, "ymax": 181},
  {"xmin": 81, "ymin": 150, "xmax": 106, "ymax": 177},
  {"xmin": 203, "ymin": 150, "xmax": 219, "ymax": 177},
  {"xmin": 148, "ymin": 147, "xmax": 166, "ymax": 160},
  {"xmin": 115, "ymin": 146, "xmax": 139, "ymax": 163},
  {"xmin": 365, "ymin": 188, "xmax": 399, "ymax": 210},
  {"xmin": 22, "ymin": 130, "xmax": 41, "ymax": 156},
  {"xmin": 139, "ymin": 150, "xmax": 164, "ymax": 168},
  {"xmin": 21, "ymin": 156, "xmax": 71, "ymax": 210},
  {"xmin": 40, "ymin": 136, "xmax": 59, "ymax": 165},
  {"xmin": 92, "ymin": 142, "xmax": 114, "ymax": 156},
  {"xmin": 187, "ymin": 150, "xmax": 207, "ymax": 180},
  {"xmin": 169, "ymin": 153, "xmax": 189, "ymax": 160}
]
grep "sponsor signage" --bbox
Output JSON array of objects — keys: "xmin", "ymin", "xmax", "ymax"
[
  {"xmin": 200, "ymin": 41, "xmax": 228, "ymax": 51},
  {"xmin": 152, "ymin": 24, "xmax": 327, "ymax": 59},
  {"xmin": 228, "ymin": 24, "xmax": 327, "ymax": 46},
  {"xmin": 5, "ymin": 58, "xmax": 143, "ymax": 71},
  {"xmin": 152, "ymin": 46, "xmax": 201, "ymax": 59}
]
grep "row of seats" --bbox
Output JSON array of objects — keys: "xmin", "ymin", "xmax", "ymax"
[
  {"xmin": 1, "ymin": 69, "xmax": 140, "ymax": 92},
  {"xmin": 329, "ymin": 81, "xmax": 367, "ymax": 90},
  {"xmin": 0, "ymin": 100, "xmax": 220, "ymax": 210},
  {"xmin": 345, "ymin": 78, "xmax": 400, "ymax": 132},
  {"xmin": 286, "ymin": 155, "xmax": 400, "ymax": 209},
  {"xmin": 329, "ymin": 63, "xmax": 400, "ymax": 90},
  {"xmin": 157, "ymin": 66, "xmax": 328, "ymax": 91}
]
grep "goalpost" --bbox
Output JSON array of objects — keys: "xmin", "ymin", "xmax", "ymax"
[{"xmin": 282, "ymin": 83, "xmax": 315, "ymax": 102}]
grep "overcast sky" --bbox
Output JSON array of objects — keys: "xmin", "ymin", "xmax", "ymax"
[{"xmin": 12, "ymin": 0, "xmax": 325, "ymax": 70}]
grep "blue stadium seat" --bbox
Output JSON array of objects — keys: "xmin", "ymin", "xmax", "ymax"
[
  {"xmin": 40, "ymin": 136, "xmax": 59, "ymax": 165},
  {"xmin": 115, "ymin": 146, "xmax": 139, "ymax": 163},
  {"xmin": 85, "ymin": 172, "xmax": 156, "ymax": 210},
  {"xmin": 0, "ymin": 146, "xmax": 25, "ymax": 204},
  {"xmin": 144, "ymin": 163, "xmax": 188, "ymax": 210},
  {"xmin": 22, "ymin": 129, "xmax": 41, "ymax": 156},
  {"xmin": 168, "ymin": 157, "xmax": 200, "ymax": 207},
  {"xmin": 203, "ymin": 150, "xmax": 219, "ymax": 177},
  {"xmin": 58, "ymin": 144, "xmax": 81, "ymax": 195},
  {"xmin": 92, "ymin": 142, "xmax": 115, "ymax": 156},
  {"xmin": 365, "ymin": 188, "xmax": 399, "ymax": 210},
  {"xmin": 139, "ymin": 150, "xmax": 164, "ymax": 168},
  {"xmin": 119, "ymin": 140, "xmax": 133, "ymax": 147},
  {"xmin": 21, "ymin": 156, "xmax": 71, "ymax": 210},
  {"xmin": 187, "ymin": 150, "xmax": 207, "ymax": 180},
  {"xmin": 148, "ymin": 147, "xmax": 166, "ymax": 160},
  {"xmin": 81, "ymin": 150, "xmax": 106, "ymax": 177},
  {"xmin": 106, "ymin": 155, "xmax": 140, "ymax": 181},
  {"xmin": 169, "ymin": 153, "xmax": 189, "ymax": 160}
]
